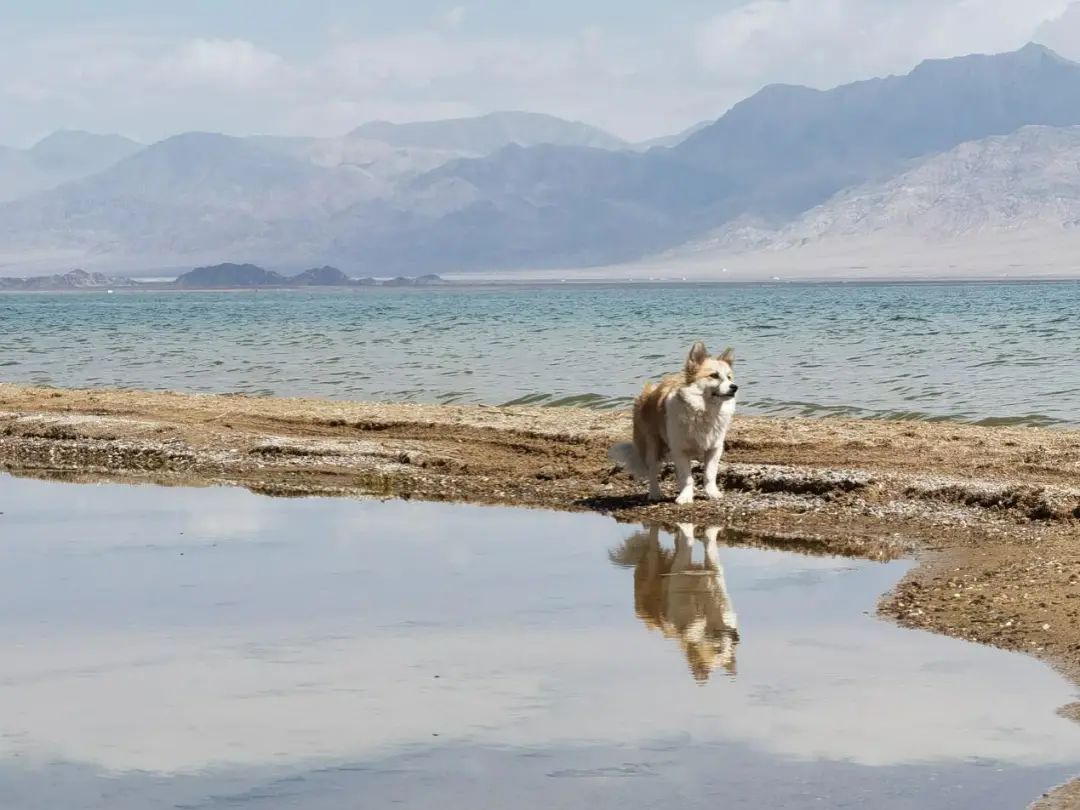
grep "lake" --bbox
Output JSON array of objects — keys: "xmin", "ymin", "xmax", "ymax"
[{"xmin": 1, "ymin": 281, "xmax": 1078, "ymax": 425}]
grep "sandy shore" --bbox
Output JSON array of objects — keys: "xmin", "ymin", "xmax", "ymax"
[{"xmin": 1, "ymin": 383, "xmax": 1078, "ymax": 805}]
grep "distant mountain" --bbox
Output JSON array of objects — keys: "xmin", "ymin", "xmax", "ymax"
[
  {"xmin": 691, "ymin": 125, "xmax": 1080, "ymax": 256},
  {"xmin": 26, "ymin": 131, "xmax": 141, "ymax": 175},
  {"xmin": 0, "ymin": 268, "xmax": 134, "ymax": 290},
  {"xmin": 350, "ymin": 111, "xmax": 627, "ymax": 154},
  {"xmin": 61, "ymin": 132, "xmax": 363, "ymax": 212},
  {"xmin": 326, "ymin": 144, "xmax": 732, "ymax": 271},
  {"xmin": 0, "ymin": 130, "xmax": 142, "ymax": 202},
  {"xmin": 0, "ymin": 132, "xmax": 371, "ymax": 266},
  {"xmin": 671, "ymin": 42, "xmax": 1080, "ymax": 219}
]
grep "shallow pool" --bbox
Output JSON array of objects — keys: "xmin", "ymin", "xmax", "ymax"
[{"xmin": 0, "ymin": 476, "xmax": 1077, "ymax": 809}]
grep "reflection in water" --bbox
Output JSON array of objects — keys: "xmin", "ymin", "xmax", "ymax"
[
  {"xmin": 611, "ymin": 524, "xmax": 739, "ymax": 682},
  {"xmin": 4, "ymin": 478, "xmax": 1080, "ymax": 810}
]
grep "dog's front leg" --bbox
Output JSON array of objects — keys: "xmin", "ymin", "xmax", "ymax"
[
  {"xmin": 703, "ymin": 444, "xmax": 724, "ymax": 500},
  {"xmin": 672, "ymin": 523, "xmax": 696, "ymax": 572},
  {"xmin": 672, "ymin": 448, "xmax": 695, "ymax": 505}
]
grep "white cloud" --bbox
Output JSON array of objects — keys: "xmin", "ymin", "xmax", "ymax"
[
  {"xmin": 1036, "ymin": 1, "xmax": 1080, "ymax": 58},
  {"xmin": 13, "ymin": 27, "xmax": 685, "ymax": 141},
  {"xmin": 696, "ymin": 0, "xmax": 1072, "ymax": 92},
  {"xmin": 155, "ymin": 39, "xmax": 285, "ymax": 90},
  {"xmin": 441, "ymin": 5, "xmax": 467, "ymax": 30},
  {"xmin": 2, "ymin": 1, "xmax": 1080, "ymax": 147}
]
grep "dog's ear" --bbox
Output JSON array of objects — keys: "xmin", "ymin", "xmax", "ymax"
[
  {"xmin": 718, "ymin": 347, "xmax": 735, "ymax": 368},
  {"xmin": 685, "ymin": 341, "xmax": 709, "ymax": 370}
]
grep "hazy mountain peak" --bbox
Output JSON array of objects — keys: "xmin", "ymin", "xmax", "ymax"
[
  {"xmin": 0, "ymin": 129, "xmax": 144, "ymax": 203},
  {"xmin": 349, "ymin": 111, "xmax": 627, "ymax": 154},
  {"xmin": 115, "ymin": 132, "xmax": 321, "ymax": 178},
  {"xmin": 150, "ymin": 131, "xmax": 250, "ymax": 153},
  {"xmin": 1010, "ymin": 41, "xmax": 1070, "ymax": 63},
  {"xmin": 907, "ymin": 41, "xmax": 1074, "ymax": 77},
  {"xmin": 29, "ymin": 129, "xmax": 140, "ymax": 153}
]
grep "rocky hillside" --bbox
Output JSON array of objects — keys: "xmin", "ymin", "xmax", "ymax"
[{"xmin": 685, "ymin": 125, "xmax": 1080, "ymax": 255}]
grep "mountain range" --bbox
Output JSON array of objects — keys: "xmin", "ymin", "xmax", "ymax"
[{"xmin": 4, "ymin": 43, "xmax": 1080, "ymax": 278}]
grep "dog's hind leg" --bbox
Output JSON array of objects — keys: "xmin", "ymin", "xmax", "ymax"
[{"xmin": 644, "ymin": 436, "xmax": 663, "ymax": 501}]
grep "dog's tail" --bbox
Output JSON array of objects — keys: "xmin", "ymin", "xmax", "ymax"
[{"xmin": 608, "ymin": 441, "xmax": 649, "ymax": 481}]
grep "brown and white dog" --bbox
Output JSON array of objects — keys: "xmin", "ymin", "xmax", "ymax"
[{"xmin": 609, "ymin": 342, "xmax": 737, "ymax": 504}]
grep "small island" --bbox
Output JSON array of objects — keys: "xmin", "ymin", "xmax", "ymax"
[{"xmin": 0, "ymin": 264, "xmax": 447, "ymax": 292}]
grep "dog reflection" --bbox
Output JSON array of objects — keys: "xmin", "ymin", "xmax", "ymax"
[{"xmin": 610, "ymin": 523, "xmax": 738, "ymax": 682}]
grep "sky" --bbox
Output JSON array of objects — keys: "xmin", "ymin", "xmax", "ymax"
[{"xmin": 4, "ymin": 0, "xmax": 1080, "ymax": 147}]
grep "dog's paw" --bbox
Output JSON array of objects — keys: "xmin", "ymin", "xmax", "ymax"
[
  {"xmin": 674, "ymin": 490, "xmax": 695, "ymax": 506},
  {"xmin": 704, "ymin": 485, "xmax": 723, "ymax": 500}
]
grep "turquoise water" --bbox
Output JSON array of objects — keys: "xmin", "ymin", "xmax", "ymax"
[{"xmin": 1, "ymin": 281, "xmax": 1078, "ymax": 425}]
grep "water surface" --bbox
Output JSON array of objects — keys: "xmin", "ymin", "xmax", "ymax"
[
  {"xmin": 1, "ymin": 476, "xmax": 1078, "ymax": 809},
  {"xmin": 1, "ymin": 281, "xmax": 1078, "ymax": 425}
]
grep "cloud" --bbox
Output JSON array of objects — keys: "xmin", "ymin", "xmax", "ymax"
[
  {"xmin": 2, "ymin": 1, "xmax": 1080, "ymax": 147},
  {"xmin": 698, "ymin": 0, "xmax": 1074, "ymax": 91},
  {"xmin": 441, "ymin": 5, "xmax": 467, "ymax": 30},
  {"xmin": 0, "ymin": 25, "xmax": 694, "ymax": 143},
  {"xmin": 155, "ymin": 39, "xmax": 285, "ymax": 90},
  {"xmin": 1035, "ymin": 1, "xmax": 1080, "ymax": 58},
  {"xmin": 696, "ymin": 0, "xmax": 1071, "ymax": 91}
]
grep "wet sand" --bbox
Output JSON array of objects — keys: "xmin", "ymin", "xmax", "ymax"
[{"xmin": 1, "ymin": 383, "xmax": 1078, "ymax": 804}]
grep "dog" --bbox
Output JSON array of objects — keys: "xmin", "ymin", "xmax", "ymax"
[
  {"xmin": 609, "ymin": 342, "xmax": 737, "ymax": 504},
  {"xmin": 609, "ymin": 523, "xmax": 738, "ymax": 682}
]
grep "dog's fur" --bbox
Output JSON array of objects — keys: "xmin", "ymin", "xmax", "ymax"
[
  {"xmin": 609, "ymin": 523, "xmax": 738, "ymax": 681},
  {"xmin": 609, "ymin": 342, "xmax": 737, "ymax": 504}
]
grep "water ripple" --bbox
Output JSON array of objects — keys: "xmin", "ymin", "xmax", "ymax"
[{"xmin": 0, "ymin": 282, "xmax": 1078, "ymax": 426}]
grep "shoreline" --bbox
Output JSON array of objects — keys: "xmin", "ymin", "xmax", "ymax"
[
  {"xmin": 1, "ymin": 383, "xmax": 1078, "ymax": 805},
  {"xmin": 2, "ymin": 277, "xmax": 1080, "ymax": 295},
  {"xmin": 6, "ymin": 278, "xmax": 1080, "ymax": 295}
]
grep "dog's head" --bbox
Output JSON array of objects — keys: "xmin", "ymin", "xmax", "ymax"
[{"xmin": 683, "ymin": 342, "xmax": 737, "ymax": 401}]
